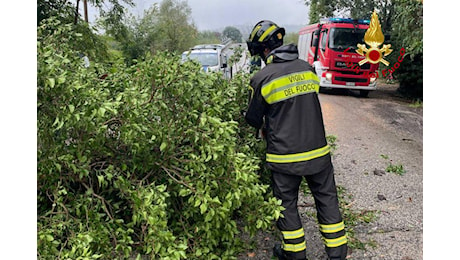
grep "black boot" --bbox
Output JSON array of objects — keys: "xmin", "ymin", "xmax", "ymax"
[
  {"xmin": 273, "ymin": 244, "xmax": 309, "ymax": 260},
  {"xmin": 273, "ymin": 244, "xmax": 289, "ymax": 260}
]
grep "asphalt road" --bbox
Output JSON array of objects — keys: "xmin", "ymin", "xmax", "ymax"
[
  {"xmin": 319, "ymin": 85, "xmax": 423, "ymax": 260},
  {"xmin": 239, "ymin": 84, "xmax": 423, "ymax": 260}
]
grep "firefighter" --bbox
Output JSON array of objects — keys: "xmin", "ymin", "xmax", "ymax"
[{"xmin": 244, "ymin": 20, "xmax": 348, "ymax": 260}]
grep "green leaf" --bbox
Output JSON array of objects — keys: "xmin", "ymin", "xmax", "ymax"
[
  {"xmin": 47, "ymin": 78, "xmax": 55, "ymax": 88},
  {"xmin": 200, "ymin": 203, "xmax": 207, "ymax": 214},
  {"xmin": 160, "ymin": 142, "xmax": 167, "ymax": 152},
  {"xmin": 98, "ymin": 107, "xmax": 106, "ymax": 117},
  {"xmin": 46, "ymin": 234, "xmax": 54, "ymax": 241},
  {"xmin": 97, "ymin": 175, "xmax": 104, "ymax": 187}
]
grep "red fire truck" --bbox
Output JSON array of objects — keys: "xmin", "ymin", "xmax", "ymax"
[{"xmin": 298, "ymin": 18, "xmax": 379, "ymax": 97}]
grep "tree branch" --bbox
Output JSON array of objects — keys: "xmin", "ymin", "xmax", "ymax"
[{"xmin": 81, "ymin": 182, "xmax": 114, "ymax": 220}]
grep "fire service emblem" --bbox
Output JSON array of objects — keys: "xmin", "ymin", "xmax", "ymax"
[{"xmin": 356, "ymin": 11, "xmax": 392, "ymax": 66}]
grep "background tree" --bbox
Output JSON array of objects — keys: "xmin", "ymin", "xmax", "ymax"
[
  {"xmin": 222, "ymin": 26, "xmax": 243, "ymax": 43},
  {"xmin": 341, "ymin": 0, "xmax": 394, "ymax": 31},
  {"xmin": 97, "ymin": 0, "xmax": 196, "ymax": 61},
  {"xmin": 37, "ymin": 0, "xmax": 134, "ymax": 63},
  {"xmin": 156, "ymin": 0, "xmax": 197, "ymax": 52},
  {"xmin": 390, "ymin": 0, "xmax": 423, "ymax": 97},
  {"xmin": 305, "ymin": 0, "xmax": 393, "ymax": 31},
  {"xmin": 306, "ymin": 0, "xmax": 337, "ymax": 23},
  {"xmin": 109, "ymin": 5, "xmax": 160, "ymax": 62},
  {"xmin": 194, "ymin": 30, "xmax": 222, "ymax": 45},
  {"xmin": 38, "ymin": 0, "xmax": 74, "ymax": 25},
  {"xmin": 284, "ymin": 32, "xmax": 300, "ymax": 46}
]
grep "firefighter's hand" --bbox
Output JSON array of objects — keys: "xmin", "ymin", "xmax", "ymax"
[
  {"xmin": 256, "ymin": 128, "xmax": 266, "ymax": 140},
  {"xmin": 259, "ymin": 129, "xmax": 265, "ymax": 139}
]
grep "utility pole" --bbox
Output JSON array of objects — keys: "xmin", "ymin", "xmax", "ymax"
[
  {"xmin": 83, "ymin": 0, "xmax": 89, "ymax": 23},
  {"xmin": 74, "ymin": 0, "xmax": 80, "ymax": 24}
]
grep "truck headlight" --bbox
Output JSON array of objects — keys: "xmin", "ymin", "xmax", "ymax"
[
  {"xmin": 370, "ymin": 76, "xmax": 377, "ymax": 83},
  {"xmin": 325, "ymin": 72, "xmax": 332, "ymax": 81}
]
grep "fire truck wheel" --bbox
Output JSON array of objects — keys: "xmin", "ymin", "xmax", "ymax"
[{"xmin": 359, "ymin": 90, "xmax": 370, "ymax": 97}]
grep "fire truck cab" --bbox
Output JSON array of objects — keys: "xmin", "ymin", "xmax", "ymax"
[{"xmin": 298, "ymin": 18, "xmax": 378, "ymax": 97}]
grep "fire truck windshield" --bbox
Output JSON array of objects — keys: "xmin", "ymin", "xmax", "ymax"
[{"xmin": 328, "ymin": 28, "xmax": 366, "ymax": 51}]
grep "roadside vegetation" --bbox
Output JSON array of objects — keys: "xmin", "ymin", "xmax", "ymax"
[
  {"xmin": 38, "ymin": 16, "xmax": 283, "ymax": 259},
  {"xmin": 37, "ymin": 1, "xmax": 280, "ymax": 258}
]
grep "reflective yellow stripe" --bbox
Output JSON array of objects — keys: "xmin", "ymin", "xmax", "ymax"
[
  {"xmin": 259, "ymin": 25, "xmax": 277, "ymax": 42},
  {"xmin": 248, "ymin": 85, "xmax": 255, "ymax": 100},
  {"xmin": 283, "ymin": 241, "xmax": 306, "ymax": 252},
  {"xmin": 319, "ymin": 221, "xmax": 345, "ymax": 233},
  {"xmin": 266, "ymin": 55, "xmax": 274, "ymax": 64},
  {"xmin": 250, "ymin": 25, "xmax": 262, "ymax": 41},
  {"xmin": 266, "ymin": 145, "xmax": 330, "ymax": 163},
  {"xmin": 281, "ymin": 227, "xmax": 304, "ymax": 240},
  {"xmin": 261, "ymin": 71, "xmax": 319, "ymax": 104},
  {"xmin": 322, "ymin": 235, "xmax": 347, "ymax": 248}
]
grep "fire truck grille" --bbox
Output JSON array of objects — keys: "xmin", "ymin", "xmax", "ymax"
[
  {"xmin": 335, "ymin": 61, "xmax": 370, "ymax": 70},
  {"xmin": 335, "ymin": 77, "xmax": 368, "ymax": 83}
]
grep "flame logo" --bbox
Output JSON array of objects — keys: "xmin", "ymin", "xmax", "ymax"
[
  {"xmin": 364, "ymin": 12, "xmax": 385, "ymax": 47},
  {"xmin": 356, "ymin": 10, "xmax": 392, "ymax": 66}
]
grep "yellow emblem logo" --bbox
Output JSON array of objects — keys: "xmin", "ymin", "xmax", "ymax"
[{"xmin": 356, "ymin": 11, "xmax": 392, "ymax": 66}]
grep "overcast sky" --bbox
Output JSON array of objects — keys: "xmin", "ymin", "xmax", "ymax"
[{"xmin": 85, "ymin": 0, "xmax": 310, "ymax": 32}]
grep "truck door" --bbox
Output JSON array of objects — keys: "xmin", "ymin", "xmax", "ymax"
[{"xmin": 319, "ymin": 29, "xmax": 328, "ymax": 60}]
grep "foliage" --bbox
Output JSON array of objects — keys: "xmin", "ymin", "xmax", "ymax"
[
  {"xmin": 336, "ymin": 187, "xmax": 378, "ymax": 250},
  {"xmin": 37, "ymin": 0, "xmax": 75, "ymax": 25},
  {"xmin": 92, "ymin": 0, "xmax": 134, "ymax": 35},
  {"xmin": 283, "ymin": 32, "xmax": 299, "ymax": 46},
  {"xmin": 305, "ymin": 0, "xmax": 393, "ymax": 31},
  {"xmin": 390, "ymin": 0, "xmax": 423, "ymax": 98},
  {"xmin": 155, "ymin": 0, "xmax": 198, "ymax": 52},
  {"xmin": 305, "ymin": 0, "xmax": 337, "ymax": 23},
  {"xmin": 194, "ymin": 30, "xmax": 222, "ymax": 46},
  {"xmin": 326, "ymin": 134, "xmax": 338, "ymax": 153},
  {"xmin": 222, "ymin": 26, "xmax": 243, "ymax": 43},
  {"xmin": 386, "ymin": 163, "xmax": 406, "ymax": 175},
  {"xmin": 380, "ymin": 154, "xmax": 406, "ymax": 175},
  {"xmin": 102, "ymin": 0, "xmax": 198, "ymax": 62},
  {"xmin": 38, "ymin": 0, "xmax": 134, "ymax": 35},
  {"xmin": 38, "ymin": 18, "xmax": 283, "ymax": 259},
  {"xmin": 37, "ymin": 1, "xmax": 112, "ymax": 63},
  {"xmin": 107, "ymin": 5, "xmax": 161, "ymax": 63}
]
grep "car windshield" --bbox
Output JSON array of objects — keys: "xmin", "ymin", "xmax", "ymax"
[
  {"xmin": 328, "ymin": 28, "xmax": 366, "ymax": 51},
  {"xmin": 182, "ymin": 53, "xmax": 218, "ymax": 66}
]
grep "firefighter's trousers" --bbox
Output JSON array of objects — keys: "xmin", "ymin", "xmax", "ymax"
[{"xmin": 272, "ymin": 164, "xmax": 348, "ymax": 260}]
